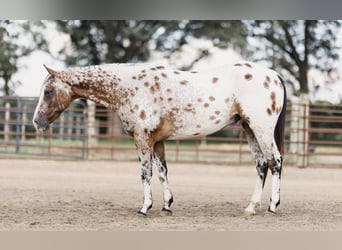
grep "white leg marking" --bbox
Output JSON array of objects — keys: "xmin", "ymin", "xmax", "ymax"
[
  {"xmin": 139, "ymin": 161, "xmax": 153, "ymax": 215},
  {"xmin": 245, "ymin": 173, "xmax": 264, "ymax": 215},
  {"xmin": 269, "ymin": 172, "xmax": 280, "ymax": 213},
  {"xmin": 153, "ymin": 155, "xmax": 173, "ymax": 210}
]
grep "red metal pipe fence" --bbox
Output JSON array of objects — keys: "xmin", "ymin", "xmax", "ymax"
[{"xmin": 0, "ymin": 96, "xmax": 341, "ymax": 167}]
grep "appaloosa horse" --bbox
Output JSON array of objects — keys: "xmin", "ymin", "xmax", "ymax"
[{"xmin": 33, "ymin": 61, "xmax": 286, "ymax": 216}]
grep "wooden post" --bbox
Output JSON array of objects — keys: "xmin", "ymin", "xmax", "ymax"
[
  {"xmin": 297, "ymin": 94, "xmax": 309, "ymax": 168},
  {"xmin": 87, "ymin": 100, "xmax": 97, "ymax": 159},
  {"xmin": 67, "ymin": 111, "xmax": 73, "ymax": 137},
  {"xmin": 21, "ymin": 105, "xmax": 27, "ymax": 142},
  {"xmin": 289, "ymin": 101, "xmax": 299, "ymax": 158},
  {"xmin": 4, "ymin": 102, "xmax": 10, "ymax": 142},
  {"xmin": 76, "ymin": 115, "xmax": 81, "ymax": 137},
  {"xmin": 59, "ymin": 115, "xmax": 65, "ymax": 136}
]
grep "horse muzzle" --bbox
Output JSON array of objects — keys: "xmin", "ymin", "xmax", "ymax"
[{"xmin": 33, "ymin": 116, "xmax": 50, "ymax": 133}]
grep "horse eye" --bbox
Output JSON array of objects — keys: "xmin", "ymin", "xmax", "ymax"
[{"xmin": 44, "ymin": 89, "xmax": 53, "ymax": 97}]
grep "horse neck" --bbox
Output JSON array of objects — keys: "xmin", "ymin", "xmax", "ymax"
[{"xmin": 67, "ymin": 65, "xmax": 132, "ymax": 111}]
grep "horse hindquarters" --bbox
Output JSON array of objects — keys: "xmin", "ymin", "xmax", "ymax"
[{"xmin": 243, "ymin": 78, "xmax": 286, "ymax": 215}]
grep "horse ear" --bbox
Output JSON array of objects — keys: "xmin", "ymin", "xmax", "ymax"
[{"xmin": 43, "ymin": 64, "xmax": 59, "ymax": 78}]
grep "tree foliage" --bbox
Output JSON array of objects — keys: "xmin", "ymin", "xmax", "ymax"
[
  {"xmin": 54, "ymin": 20, "xmax": 248, "ymax": 66},
  {"xmin": 247, "ymin": 20, "xmax": 341, "ymax": 95},
  {"xmin": 0, "ymin": 20, "xmax": 45, "ymax": 95}
]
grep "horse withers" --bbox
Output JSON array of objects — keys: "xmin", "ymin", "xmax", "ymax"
[{"xmin": 33, "ymin": 62, "xmax": 286, "ymax": 216}]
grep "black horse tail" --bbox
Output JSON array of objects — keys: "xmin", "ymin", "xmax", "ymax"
[{"xmin": 274, "ymin": 75, "xmax": 287, "ymax": 156}]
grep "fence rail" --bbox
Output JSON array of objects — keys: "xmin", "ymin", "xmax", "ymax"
[{"xmin": 0, "ymin": 96, "xmax": 341, "ymax": 167}]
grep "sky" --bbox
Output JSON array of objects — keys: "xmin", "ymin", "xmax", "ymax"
[{"xmin": 12, "ymin": 25, "xmax": 342, "ymax": 104}]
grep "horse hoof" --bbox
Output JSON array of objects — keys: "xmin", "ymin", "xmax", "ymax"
[
  {"xmin": 137, "ymin": 211, "xmax": 147, "ymax": 217},
  {"xmin": 161, "ymin": 208, "xmax": 173, "ymax": 216},
  {"xmin": 243, "ymin": 209, "xmax": 256, "ymax": 218},
  {"xmin": 266, "ymin": 207, "xmax": 277, "ymax": 215}
]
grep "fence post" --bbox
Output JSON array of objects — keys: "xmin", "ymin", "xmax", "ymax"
[
  {"xmin": 4, "ymin": 102, "xmax": 10, "ymax": 142},
  {"xmin": 297, "ymin": 94, "xmax": 309, "ymax": 168},
  {"xmin": 21, "ymin": 105, "xmax": 27, "ymax": 142},
  {"xmin": 289, "ymin": 102, "xmax": 299, "ymax": 157},
  {"xmin": 67, "ymin": 110, "xmax": 73, "ymax": 137},
  {"xmin": 87, "ymin": 100, "xmax": 96, "ymax": 159}
]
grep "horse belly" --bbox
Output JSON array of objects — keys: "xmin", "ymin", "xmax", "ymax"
[{"xmin": 168, "ymin": 105, "xmax": 232, "ymax": 140}]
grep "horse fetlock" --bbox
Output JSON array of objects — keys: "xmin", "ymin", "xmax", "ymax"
[
  {"xmin": 161, "ymin": 207, "xmax": 173, "ymax": 216},
  {"xmin": 139, "ymin": 203, "xmax": 153, "ymax": 216},
  {"xmin": 268, "ymin": 198, "xmax": 280, "ymax": 214},
  {"xmin": 168, "ymin": 195, "xmax": 174, "ymax": 207}
]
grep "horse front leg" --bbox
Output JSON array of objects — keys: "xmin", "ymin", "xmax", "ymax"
[
  {"xmin": 153, "ymin": 141, "xmax": 173, "ymax": 214},
  {"xmin": 134, "ymin": 132, "xmax": 154, "ymax": 216}
]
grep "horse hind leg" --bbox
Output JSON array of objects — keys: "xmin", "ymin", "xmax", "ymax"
[
  {"xmin": 153, "ymin": 141, "xmax": 173, "ymax": 215},
  {"xmin": 267, "ymin": 141, "xmax": 282, "ymax": 214},
  {"xmin": 244, "ymin": 121, "xmax": 283, "ymax": 215},
  {"xmin": 242, "ymin": 122, "xmax": 269, "ymax": 216}
]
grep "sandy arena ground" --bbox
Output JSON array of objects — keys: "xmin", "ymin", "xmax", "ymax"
[{"xmin": 0, "ymin": 159, "xmax": 341, "ymax": 231}]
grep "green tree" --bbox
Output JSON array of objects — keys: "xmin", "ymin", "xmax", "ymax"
[
  {"xmin": 247, "ymin": 20, "xmax": 341, "ymax": 95},
  {"xmin": 0, "ymin": 20, "xmax": 46, "ymax": 95},
  {"xmin": 54, "ymin": 20, "xmax": 248, "ymax": 66}
]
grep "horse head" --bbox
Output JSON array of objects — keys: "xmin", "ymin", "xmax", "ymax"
[{"xmin": 33, "ymin": 65, "xmax": 74, "ymax": 132}]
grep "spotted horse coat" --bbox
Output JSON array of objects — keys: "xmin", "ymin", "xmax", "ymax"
[{"xmin": 33, "ymin": 61, "xmax": 287, "ymax": 216}]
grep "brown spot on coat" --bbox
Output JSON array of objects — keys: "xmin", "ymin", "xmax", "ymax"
[
  {"xmin": 212, "ymin": 77, "xmax": 219, "ymax": 84},
  {"xmin": 225, "ymin": 97, "xmax": 230, "ymax": 103},
  {"xmin": 140, "ymin": 110, "xmax": 146, "ymax": 120},
  {"xmin": 144, "ymin": 82, "xmax": 149, "ymax": 87},
  {"xmin": 266, "ymin": 76, "xmax": 271, "ymax": 82},
  {"xmin": 267, "ymin": 108, "xmax": 272, "ymax": 116},
  {"xmin": 161, "ymin": 73, "xmax": 167, "ymax": 78},
  {"xmin": 204, "ymin": 103, "xmax": 210, "ymax": 108},
  {"xmin": 197, "ymin": 98, "xmax": 203, "ymax": 102},
  {"xmin": 263, "ymin": 82, "xmax": 269, "ymax": 89},
  {"xmin": 155, "ymin": 82, "xmax": 160, "ymax": 91},
  {"xmin": 245, "ymin": 74, "xmax": 253, "ymax": 80},
  {"xmin": 270, "ymin": 92, "xmax": 277, "ymax": 112},
  {"xmin": 245, "ymin": 63, "xmax": 252, "ymax": 68},
  {"xmin": 156, "ymin": 66, "xmax": 165, "ymax": 70},
  {"xmin": 209, "ymin": 115, "xmax": 216, "ymax": 120},
  {"xmin": 209, "ymin": 96, "xmax": 216, "ymax": 102},
  {"xmin": 180, "ymin": 80, "xmax": 188, "ymax": 85},
  {"xmin": 154, "ymin": 76, "xmax": 160, "ymax": 81},
  {"xmin": 234, "ymin": 63, "xmax": 242, "ymax": 66},
  {"xmin": 173, "ymin": 71, "xmax": 180, "ymax": 74},
  {"xmin": 215, "ymin": 110, "xmax": 221, "ymax": 115},
  {"xmin": 215, "ymin": 120, "xmax": 221, "ymax": 124}
]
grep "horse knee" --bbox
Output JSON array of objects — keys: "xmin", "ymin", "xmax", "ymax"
[{"xmin": 267, "ymin": 157, "xmax": 282, "ymax": 176}]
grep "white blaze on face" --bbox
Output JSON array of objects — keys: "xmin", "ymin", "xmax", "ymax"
[{"xmin": 33, "ymin": 82, "xmax": 49, "ymax": 131}]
